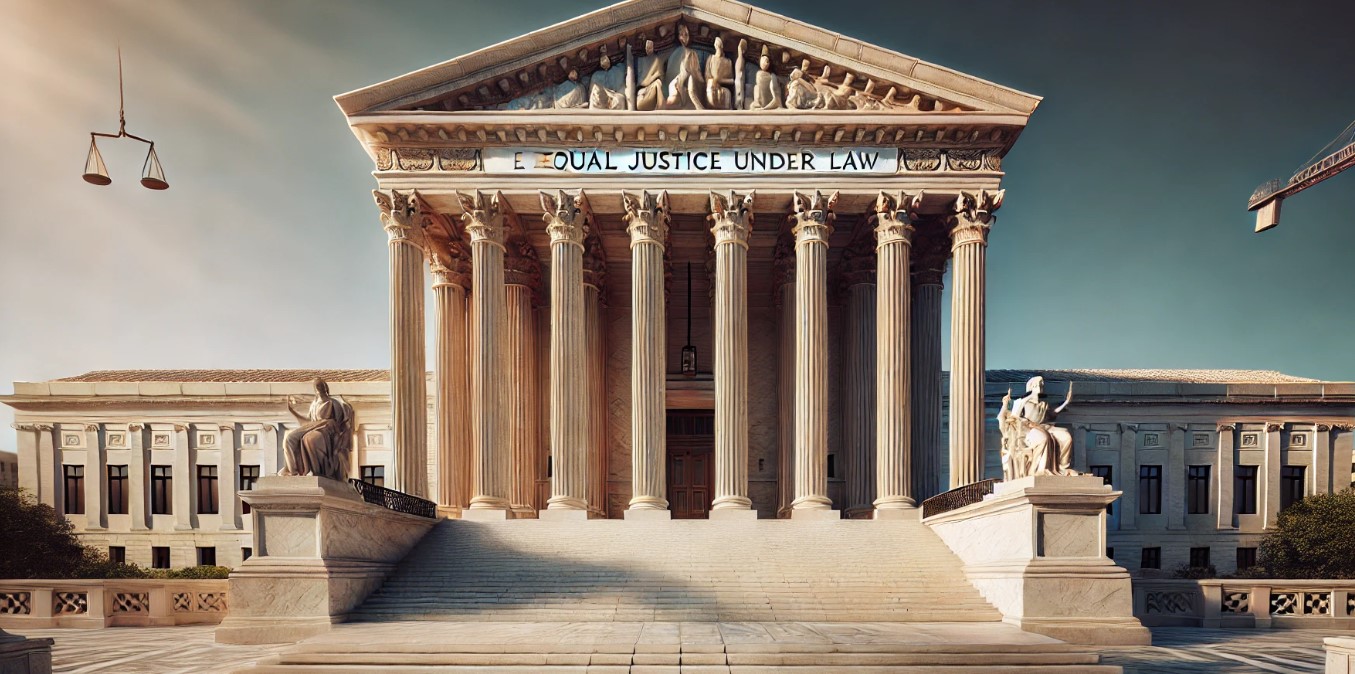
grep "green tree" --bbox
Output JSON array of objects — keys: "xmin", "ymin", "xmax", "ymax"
[
  {"xmin": 0, "ymin": 487, "xmax": 90, "ymax": 578},
  {"xmin": 1258, "ymin": 489, "xmax": 1355, "ymax": 579}
]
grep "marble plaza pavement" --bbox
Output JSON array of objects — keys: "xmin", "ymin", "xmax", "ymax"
[{"xmin": 8, "ymin": 624, "xmax": 1342, "ymax": 673}]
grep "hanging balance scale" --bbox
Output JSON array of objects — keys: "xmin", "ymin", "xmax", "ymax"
[{"xmin": 81, "ymin": 46, "xmax": 168, "ymax": 190}]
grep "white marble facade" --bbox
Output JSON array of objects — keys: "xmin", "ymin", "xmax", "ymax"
[{"xmin": 4, "ymin": 367, "xmax": 1352, "ymax": 572}]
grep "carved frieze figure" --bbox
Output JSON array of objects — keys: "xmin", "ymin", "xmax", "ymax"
[
  {"xmin": 553, "ymin": 55, "xmax": 589, "ymax": 109},
  {"xmin": 634, "ymin": 38, "xmax": 666, "ymax": 111},
  {"xmin": 748, "ymin": 44, "xmax": 782, "ymax": 110},
  {"xmin": 818, "ymin": 67, "xmax": 855, "ymax": 110},
  {"xmin": 704, "ymin": 36, "xmax": 735, "ymax": 109},
  {"xmin": 850, "ymin": 79, "xmax": 887, "ymax": 110},
  {"xmin": 279, "ymin": 378, "xmax": 355, "ymax": 482},
  {"xmin": 589, "ymin": 45, "xmax": 628, "ymax": 110},
  {"xmin": 784, "ymin": 67, "xmax": 820, "ymax": 110},
  {"xmin": 997, "ymin": 376, "xmax": 1080, "ymax": 480},
  {"xmin": 664, "ymin": 24, "xmax": 705, "ymax": 109}
]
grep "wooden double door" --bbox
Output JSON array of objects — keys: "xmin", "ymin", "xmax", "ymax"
[{"xmin": 666, "ymin": 411, "xmax": 714, "ymax": 519}]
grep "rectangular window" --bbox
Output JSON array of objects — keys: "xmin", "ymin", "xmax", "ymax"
[
  {"xmin": 107, "ymin": 465, "xmax": 129, "ymax": 515},
  {"xmin": 151, "ymin": 466, "xmax": 172, "ymax": 515},
  {"xmin": 242, "ymin": 547, "xmax": 252, "ymax": 561},
  {"xmin": 827, "ymin": 453, "xmax": 837, "ymax": 479},
  {"xmin": 1141, "ymin": 547, "xmax": 1161, "ymax": 570},
  {"xmin": 1234, "ymin": 466, "xmax": 1259, "ymax": 515},
  {"xmin": 196, "ymin": 546, "xmax": 216, "ymax": 567},
  {"xmin": 1280, "ymin": 466, "xmax": 1306, "ymax": 511},
  {"xmin": 1090, "ymin": 465, "xmax": 1113, "ymax": 514},
  {"xmin": 196, "ymin": 466, "xmax": 219, "ymax": 514},
  {"xmin": 108, "ymin": 546, "xmax": 125, "ymax": 564},
  {"xmin": 360, "ymin": 465, "xmax": 384, "ymax": 488},
  {"xmin": 151, "ymin": 546, "xmax": 170, "ymax": 569},
  {"xmin": 1187, "ymin": 465, "xmax": 1211, "ymax": 515},
  {"xmin": 1237, "ymin": 547, "xmax": 1257, "ymax": 570},
  {"xmin": 239, "ymin": 465, "xmax": 260, "ymax": 514},
  {"xmin": 1189, "ymin": 546, "xmax": 1211, "ymax": 568},
  {"xmin": 1138, "ymin": 465, "xmax": 1162, "ymax": 515},
  {"xmin": 63, "ymin": 465, "xmax": 85, "ymax": 514}
]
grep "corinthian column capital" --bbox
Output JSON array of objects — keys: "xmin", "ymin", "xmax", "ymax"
[
  {"xmin": 709, "ymin": 190, "xmax": 755, "ymax": 247},
  {"xmin": 457, "ymin": 190, "xmax": 507, "ymax": 246},
  {"xmin": 948, "ymin": 189, "xmax": 1003, "ymax": 249},
  {"xmin": 622, "ymin": 190, "xmax": 670, "ymax": 247},
  {"xmin": 789, "ymin": 190, "xmax": 838, "ymax": 244},
  {"xmin": 374, "ymin": 189, "xmax": 427, "ymax": 247},
  {"xmin": 430, "ymin": 250, "xmax": 471, "ymax": 289},
  {"xmin": 541, "ymin": 189, "xmax": 590, "ymax": 247},
  {"xmin": 873, "ymin": 191, "xmax": 922, "ymax": 247}
]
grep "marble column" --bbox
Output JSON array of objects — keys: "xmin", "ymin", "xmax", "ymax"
[
  {"xmin": 909, "ymin": 256, "xmax": 948, "ymax": 501},
  {"xmin": 773, "ymin": 236, "xmax": 796, "ymax": 517},
  {"xmin": 375, "ymin": 189, "xmax": 429, "ymax": 498},
  {"xmin": 431, "ymin": 252, "xmax": 471, "ymax": 515},
  {"xmin": 542, "ymin": 190, "xmax": 589, "ymax": 518},
  {"xmin": 947, "ymin": 190, "xmax": 1002, "ymax": 488},
  {"xmin": 710, "ymin": 191, "xmax": 755, "ymax": 516},
  {"xmin": 504, "ymin": 240, "xmax": 542, "ymax": 517},
  {"xmin": 622, "ymin": 191, "xmax": 671, "ymax": 516},
  {"xmin": 583, "ymin": 236, "xmax": 609, "ymax": 518},
  {"xmin": 790, "ymin": 190, "xmax": 837, "ymax": 516},
  {"xmin": 874, "ymin": 192, "xmax": 921, "ymax": 515},
  {"xmin": 841, "ymin": 238, "xmax": 876, "ymax": 518},
  {"xmin": 458, "ymin": 190, "xmax": 512, "ymax": 516}
]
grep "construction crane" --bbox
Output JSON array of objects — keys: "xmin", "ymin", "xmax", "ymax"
[{"xmin": 1248, "ymin": 119, "xmax": 1355, "ymax": 232}]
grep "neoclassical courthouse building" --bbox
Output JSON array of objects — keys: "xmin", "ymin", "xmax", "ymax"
[{"xmin": 6, "ymin": 0, "xmax": 1354, "ymax": 578}]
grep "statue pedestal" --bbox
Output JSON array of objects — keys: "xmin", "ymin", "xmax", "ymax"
[
  {"xmin": 924, "ymin": 475, "xmax": 1151, "ymax": 645},
  {"xmin": 0, "ymin": 629, "xmax": 52, "ymax": 674},
  {"xmin": 215, "ymin": 476, "xmax": 436, "ymax": 645}
]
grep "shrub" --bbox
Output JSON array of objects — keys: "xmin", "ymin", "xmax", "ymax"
[
  {"xmin": 1258, "ymin": 489, "xmax": 1355, "ymax": 579},
  {"xmin": 0, "ymin": 487, "xmax": 87, "ymax": 578},
  {"xmin": 1171, "ymin": 563, "xmax": 1218, "ymax": 579}
]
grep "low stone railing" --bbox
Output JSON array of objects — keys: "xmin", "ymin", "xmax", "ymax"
[
  {"xmin": 0, "ymin": 579, "xmax": 228, "ymax": 629},
  {"xmin": 1135, "ymin": 579, "xmax": 1355, "ymax": 629}
]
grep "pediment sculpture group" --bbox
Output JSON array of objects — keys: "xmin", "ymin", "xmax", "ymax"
[{"xmin": 504, "ymin": 23, "xmax": 940, "ymax": 113}]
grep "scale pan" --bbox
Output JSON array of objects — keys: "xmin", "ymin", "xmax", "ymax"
[{"xmin": 82, "ymin": 138, "xmax": 111, "ymax": 185}]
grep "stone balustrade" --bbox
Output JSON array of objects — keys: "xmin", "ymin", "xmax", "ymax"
[
  {"xmin": 1328, "ymin": 637, "xmax": 1355, "ymax": 674},
  {"xmin": 1135, "ymin": 578, "xmax": 1355, "ymax": 629},
  {"xmin": 0, "ymin": 579, "xmax": 228, "ymax": 629}
]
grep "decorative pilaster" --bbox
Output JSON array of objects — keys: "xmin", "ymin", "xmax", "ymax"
[
  {"xmin": 84, "ymin": 424, "xmax": 104, "ymax": 530},
  {"xmin": 128, "ymin": 424, "xmax": 148, "ymax": 530},
  {"xmin": 459, "ymin": 190, "xmax": 512, "ymax": 515},
  {"xmin": 504, "ymin": 229, "xmax": 542, "ymax": 517},
  {"xmin": 1264, "ymin": 422, "xmax": 1282, "ymax": 529},
  {"xmin": 542, "ymin": 190, "xmax": 590, "ymax": 517},
  {"xmin": 947, "ymin": 189, "xmax": 1002, "ymax": 488},
  {"xmin": 790, "ymin": 190, "xmax": 837, "ymax": 515},
  {"xmin": 773, "ymin": 234, "xmax": 796, "ymax": 517},
  {"xmin": 840, "ymin": 229, "xmax": 877, "ymax": 518},
  {"xmin": 1167, "ymin": 423, "xmax": 1187, "ymax": 529},
  {"xmin": 623, "ymin": 191, "xmax": 671, "ymax": 515},
  {"xmin": 431, "ymin": 246, "xmax": 471, "ymax": 515},
  {"xmin": 375, "ymin": 189, "xmax": 429, "ymax": 498},
  {"xmin": 1216, "ymin": 424, "xmax": 1236, "ymax": 530},
  {"xmin": 710, "ymin": 190, "xmax": 755, "ymax": 515},
  {"xmin": 219, "ymin": 424, "xmax": 241, "ymax": 530},
  {"xmin": 1118, "ymin": 423, "xmax": 1138, "ymax": 530},
  {"xmin": 874, "ymin": 191, "xmax": 922, "ymax": 514},
  {"xmin": 583, "ymin": 229, "xmax": 609, "ymax": 518},
  {"xmin": 172, "ymin": 424, "xmax": 192, "ymax": 530},
  {"xmin": 1313, "ymin": 423, "xmax": 1332, "ymax": 495}
]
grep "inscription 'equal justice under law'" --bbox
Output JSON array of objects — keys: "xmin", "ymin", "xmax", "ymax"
[{"xmin": 488, "ymin": 148, "xmax": 893, "ymax": 174}]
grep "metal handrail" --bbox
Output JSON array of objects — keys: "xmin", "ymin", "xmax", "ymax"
[
  {"xmin": 348, "ymin": 479, "xmax": 437, "ymax": 518},
  {"xmin": 920, "ymin": 478, "xmax": 1000, "ymax": 519}
]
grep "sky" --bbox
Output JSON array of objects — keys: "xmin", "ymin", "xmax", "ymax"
[{"xmin": 1, "ymin": 0, "xmax": 1354, "ymax": 452}]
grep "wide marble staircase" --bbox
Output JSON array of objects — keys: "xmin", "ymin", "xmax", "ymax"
[{"xmin": 245, "ymin": 516, "xmax": 1117, "ymax": 672}]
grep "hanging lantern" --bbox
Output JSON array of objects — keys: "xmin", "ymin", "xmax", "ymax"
[
  {"xmin": 82, "ymin": 138, "xmax": 112, "ymax": 185},
  {"xmin": 140, "ymin": 145, "xmax": 168, "ymax": 190}
]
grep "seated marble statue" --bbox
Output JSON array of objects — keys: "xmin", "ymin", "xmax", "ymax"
[
  {"xmin": 747, "ymin": 45, "xmax": 782, "ymax": 110},
  {"xmin": 588, "ymin": 46, "xmax": 628, "ymax": 110},
  {"xmin": 704, "ymin": 36, "xmax": 735, "ymax": 109},
  {"xmin": 553, "ymin": 57, "xmax": 589, "ymax": 109},
  {"xmin": 664, "ymin": 23, "xmax": 705, "ymax": 109},
  {"xmin": 997, "ymin": 376, "xmax": 1079, "ymax": 480},
  {"xmin": 634, "ymin": 39, "xmax": 665, "ymax": 111},
  {"xmin": 784, "ymin": 66, "xmax": 820, "ymax": 109},
  {"xmin": 279, "ymin": 378, "xmax": 355, "ymax": 482}
]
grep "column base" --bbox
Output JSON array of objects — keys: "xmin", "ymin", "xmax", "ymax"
[
  {"xmin": 790, "ymin": 509, "xmax": 841, "ymax": 521},
  {"xmin": 873, "ymin": 507, "xmax": 919, "ymax": 521},
  {"xmin": 709, "ymin": 508, "xmax": 758, "ymax": 521},
  {"xmin": 435, "ymin": 505, "xmax": 463, "ymax": 519},
  {"xmin": 623, "ymin": 508, "xmax": 671, "ymax": 521},
  {"xmin": 539, "ymin": 508, "xmax": 589, "ymax": 521},
  {"xmin": 462, "ymin": 509, "xmax": 510, "ymax": 521}
]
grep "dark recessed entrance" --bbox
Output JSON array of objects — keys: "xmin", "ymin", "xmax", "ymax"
[{"xmin": 666, "ymin": 410, "xmax": 714, "ymax": 519}]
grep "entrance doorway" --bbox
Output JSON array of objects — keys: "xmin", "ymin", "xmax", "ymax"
[{"xmin": 666, "ymin": 411, "xmax": 714, "ymax": 519}]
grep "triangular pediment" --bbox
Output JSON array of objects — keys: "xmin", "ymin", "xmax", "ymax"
[{"xmin": 336, "ymin": 0, "xmax": 1039, "ymax": 118}]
